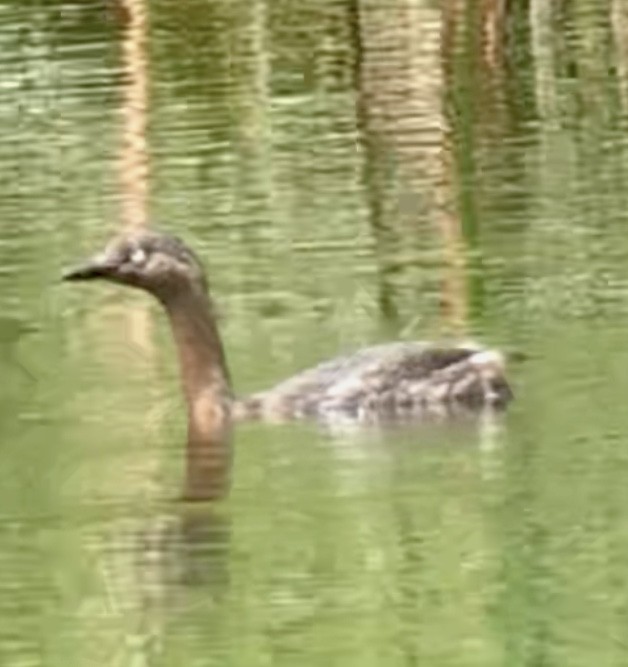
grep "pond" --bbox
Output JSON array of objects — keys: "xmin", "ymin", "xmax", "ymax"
[{"xmin": 2, "ymin": 1, "xmax": 628, "ymax": 665}]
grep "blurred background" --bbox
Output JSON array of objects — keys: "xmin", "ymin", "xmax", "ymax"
[{"xmin": 2, "ymin": 0, "xmax": 628, "ymax": 664}]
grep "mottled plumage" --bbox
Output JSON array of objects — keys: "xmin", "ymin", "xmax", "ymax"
[{"xmin": 235, "ymin": 342, "xmax": 511, "ymax": 423}]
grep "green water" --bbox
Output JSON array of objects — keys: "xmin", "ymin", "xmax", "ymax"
[{"xmin": 3, "ymin": 1, "xmax": 628, "ymax": 665}]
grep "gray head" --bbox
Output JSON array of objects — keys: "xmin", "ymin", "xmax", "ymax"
[{"xmin": 63, "ymin": 231, "xmax": 208, "ymax": 300}]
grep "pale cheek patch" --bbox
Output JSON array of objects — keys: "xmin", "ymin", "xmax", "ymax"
[{"xmin": 130, "ymin": 248, "xmax": 147, "ymax": 265}]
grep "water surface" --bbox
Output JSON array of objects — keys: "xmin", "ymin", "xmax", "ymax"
[{"xmin": 2, "ymin": 1, "xmax": 628, "ymax": 665}]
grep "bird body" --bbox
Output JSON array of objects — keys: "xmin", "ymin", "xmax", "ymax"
[
  {"xmin": 235, "ymin": 342, "xmax": 510, "ymax": 423},
  {"xmin": 64, "ymin": 231, "xmax": 513, "ymax": 430}
]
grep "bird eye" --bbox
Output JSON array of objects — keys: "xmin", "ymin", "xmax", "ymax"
[{"xmin": 130, "ymin": 247, "xmax": 147, "ymax": 265}]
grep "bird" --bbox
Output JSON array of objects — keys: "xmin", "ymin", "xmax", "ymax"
[{"xmin": 63, "ymin": 231, "xmax": 513, "ymax": 430}]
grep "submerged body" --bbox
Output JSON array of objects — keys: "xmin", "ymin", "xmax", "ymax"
[
  {"xmin": 235, "ymin": 342, "xmax": 511, "ymax": 423},
  {"xmin": 64, "ymin": 231, "xmax": 513, "ymax": 430}
]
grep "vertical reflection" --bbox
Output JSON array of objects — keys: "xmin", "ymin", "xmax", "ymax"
[
  {"xmin": 137, "ymin": 505, "xmax": 231, "ymax": 606},
  {"xmin": 382, "ymin": 420, "xmax": 505, "ymax": 663},
  {"xmin": 104, "ymin": 504, "xmax": 232, "ymax": 664},
  {"xmin": 490, "ymin": 434, "xmax": 552, "ymax": 666},
  {"xmin": 229, "ymin": 0, "xmax": 272, "ymax": 200},
  {"xmin": 442, "ymin": 0, "xmax": 536, "ymax": 327},
  {"xmin": 530, "ymin": 0, "xmax": 558, "ymax": 121},
  {"xmin": 434, "ymin": 117, "xmax": 469, "ymax": 336},
  {"xmin": 350, "ymin": 0, "xmax": 400, "ymax": 324},
  {"xmin": 532, "ymin": 0, "xmax": 624, "ymax": 298},
  {"xmin": 442, "ymin": 0, "xmax": 493, "ymax": 323},
  {"xmin": 184, "ymin": 430, "xmax": 232, "ymax": 502},
  {"xmin": 442, "ymin": 4, "xmax": 552, "ymax": 661},
  {"xmin": 612, "ymin": 0, "xmax": 628, "ymax": 112},
  {"xmin": 479, "ymin": 0, "xmax": 507, "ymax": 70},
  {"xmin": 114, "ymin": 0, "xmax": 154, "ymax": 368},
  {"xmin": 116, "ymin": 0, "xmax": 150, "ymax": 231},
  {"xmin": 350, "ymin": 0, "xmax": 445, "ymax": 329}
]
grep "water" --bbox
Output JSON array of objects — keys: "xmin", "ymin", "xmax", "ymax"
[{"xmin": 2, "ymin": 1, "xmax": 628, "ymax": 664}]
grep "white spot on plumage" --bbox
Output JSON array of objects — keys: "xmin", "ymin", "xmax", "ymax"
[
  {"xmin": 131, "ymin": 247, "xmax": 147, "ymax": 265},
  {"xmin": 468, "ymin": 349, "xmax": 505, "ymax": 371}
]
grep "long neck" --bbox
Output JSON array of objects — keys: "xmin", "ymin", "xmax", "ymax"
[{"xmin": 162, "ymin": 286, "xmax": 232, "ymax": 500}]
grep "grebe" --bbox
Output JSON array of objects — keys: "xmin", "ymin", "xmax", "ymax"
[{"xmin": 63, "ymin": 231, "xmax": 513, "ymax": 426}]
